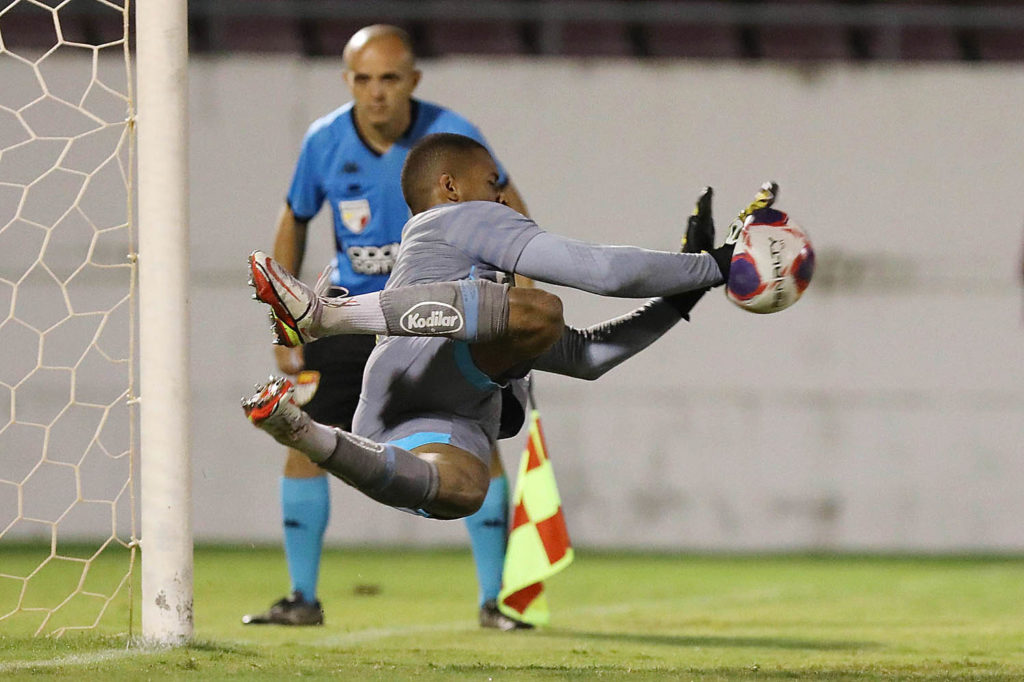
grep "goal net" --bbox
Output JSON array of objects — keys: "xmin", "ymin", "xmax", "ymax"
[{"xmin": 0, "ymin": 0, "xmax": 136, "ymax": 637}]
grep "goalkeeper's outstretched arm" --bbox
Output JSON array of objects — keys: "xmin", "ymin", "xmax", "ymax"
[
  {"xmin": 513, "ymin": 181, "xmax": 779, "ymax": 300},
  {"xmin": 514, "ymin": 232, "xmax": 725, "ymax": 298}
]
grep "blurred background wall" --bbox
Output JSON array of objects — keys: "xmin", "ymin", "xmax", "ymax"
[
  {"xmin": 2, "ymin": 1, "xmax": 1023, "ymax": 550},
  {"xmin": 188, "ymin": 56, "xmax": 1024, "ymax": 550}
]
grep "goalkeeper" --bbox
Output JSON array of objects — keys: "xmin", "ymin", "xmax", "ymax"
[
  {"xmin": 244, "ymin": 24, "xmax": 532, "ymax": 630},
  {"xmin": 245, "ymin": 132, "xmax": 777, "ymax": 522}
]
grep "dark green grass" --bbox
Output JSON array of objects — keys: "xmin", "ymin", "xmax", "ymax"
[{"xmin": 2, "ymin": 545, "xmax": 1024, "ymax": 680}]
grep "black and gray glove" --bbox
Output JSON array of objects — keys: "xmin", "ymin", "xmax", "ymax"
[
  {"xmin": 664, "ymin": 187, "xmax": 716, "ymax": 318},
  {"xmin": 664, "ymin": 182, "xmax": 780, "ymax": 318}
]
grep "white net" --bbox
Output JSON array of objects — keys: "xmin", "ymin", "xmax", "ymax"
[{"xmin": 0, "ymin": 0, "xmax": 135, "ymax": 636}]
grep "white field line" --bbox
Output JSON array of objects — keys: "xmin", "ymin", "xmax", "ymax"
[
  {"xmin": 306, "ymin": 586, "xmax": 786, "ymax": 647},
  {"xmin": 0, "ymin": 647, "xmax": 161, "ymax": 673},
  {"xmin": 0, "ymin": 587, "xmax": 788, "ymax": 668}
]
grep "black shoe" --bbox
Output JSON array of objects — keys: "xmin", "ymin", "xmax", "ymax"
[
  {"xmin": 478, "ymin": 600, "xmax": 534, "ymax": 631},
  {"xmin": 242, "ymin": 591, "xmax": 324, "ymax": 626}
]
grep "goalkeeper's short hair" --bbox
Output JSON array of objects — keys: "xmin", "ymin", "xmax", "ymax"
[{"xmin": 401, "ymin": 133, "xmax": 490, "ymax": 214}]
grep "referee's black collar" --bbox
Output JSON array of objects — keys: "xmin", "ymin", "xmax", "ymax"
[{"xmin": 352, "ymin": 99, "xmax": 420, "ymax": 157}]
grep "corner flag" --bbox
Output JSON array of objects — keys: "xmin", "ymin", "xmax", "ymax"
[{"xmin": 498, "ymin": 409, "xmax": 573, "ymax": 625}]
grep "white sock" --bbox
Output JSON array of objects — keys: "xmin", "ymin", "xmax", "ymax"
[
  {"xmin": 291, "ymin": 421, "xmax": 340, "ymax": 463},
  {"xmin": 317, "ymin": 292, "xmax": 387, "ymax": 335}
]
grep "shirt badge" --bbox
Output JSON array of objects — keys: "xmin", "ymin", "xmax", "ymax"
[{"xmin": 339, "ymin": 198, "xmax": 371, "ymax": 233}]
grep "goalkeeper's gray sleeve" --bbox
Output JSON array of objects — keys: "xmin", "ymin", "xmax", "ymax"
[
  {"xmin": 515, "ymin": 232, "xmax": 724, "ymax": 297},
  {"xmin": 531, "ymin": 298, "xmax": 683, "ymax": 380}
]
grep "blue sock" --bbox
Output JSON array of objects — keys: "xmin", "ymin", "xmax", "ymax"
[
  {"xmin": 464, "ymin": 475, "xmax": 509, "ymax": 606},
  {"xmin": 281, "ymin": 475, "xmax": 330, "ymax": 602}
]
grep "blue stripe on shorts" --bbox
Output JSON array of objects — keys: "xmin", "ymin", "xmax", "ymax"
[{"xmin": 389, "ymin": 431, "xmax": 452, "ymax": 451}]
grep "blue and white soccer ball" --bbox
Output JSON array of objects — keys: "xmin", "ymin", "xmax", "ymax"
[{"xmin": 726, "ymin": 208, "xmax": 815, "ymax": 314}]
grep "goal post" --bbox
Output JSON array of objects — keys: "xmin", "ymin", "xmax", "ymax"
[{"xmin": 136, "ymin": 0, "xmax": 193, "ymax": 645}]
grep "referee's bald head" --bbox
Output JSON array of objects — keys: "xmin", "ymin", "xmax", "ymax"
[{"xmin": 343, "ymin": 25, "xmax": 415, "ymax": 69}]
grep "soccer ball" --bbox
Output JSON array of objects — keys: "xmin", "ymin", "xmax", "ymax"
[{"xmin": 726, "ymin": 208, "xmax": 814, "ymax": 314}]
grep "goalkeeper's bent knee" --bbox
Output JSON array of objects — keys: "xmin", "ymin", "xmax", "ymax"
[
  {"xmin": 380, "ymin": 280, "xmax": 509, "ymax": 343},
  {"xmin": 319, "ymin": 432, "xmax": 440, "ymax": 510}
]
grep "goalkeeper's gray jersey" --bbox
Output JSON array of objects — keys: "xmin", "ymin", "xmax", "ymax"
[
  {"xmin": 387, "ymin": 201, "xmax": 541, "ymax": 289},
  {"xmin": 389, "ymin": 200, "xmax": 723, "ymax": 297},
  {"xmin": 354, "ymin": 202, "xmax": 539, "ymax": 460}
]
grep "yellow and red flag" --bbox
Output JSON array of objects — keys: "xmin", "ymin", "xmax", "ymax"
[{"xmin": 498, "ymin": 409, "xmax": 573, "ymax": 626}]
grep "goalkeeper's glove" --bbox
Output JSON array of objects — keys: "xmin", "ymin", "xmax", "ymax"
[
  {"xmin": 665, "ymin": 187, "xmax": 715, "ymax": 318},
  {"xmin": 725, "ymin": 181, "xmax": 778, "ymax": 245},
  {"xmin": 680, "ymin": 186, "xmax": 714, "ymax": 254},
  {"xmin": 708, "ymin": 181, "xmax": 779, "ymax": 281},
  {"xmin": 665, "ymin": 182, "xmax": 780, "ymax": 317}
]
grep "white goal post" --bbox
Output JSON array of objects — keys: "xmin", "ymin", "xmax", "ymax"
[
  {"xmin": 0, "ymin": 0, "xmax": 192, "ymax": 645},
  {"xmin": 136, "ymin": 0, "xmax": 193, "ymax": 646}
]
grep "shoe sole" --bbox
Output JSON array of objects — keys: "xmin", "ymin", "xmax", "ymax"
[
  {"xmin": 243, "ymin": 379, "xmax": 294, "ymax": 426},
  {"xmin": 248, "ymin": 251, "xmax": 305, "ymax": 347}
]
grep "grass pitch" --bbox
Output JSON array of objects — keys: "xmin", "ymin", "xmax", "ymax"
[{"xmin": 2, "ymin": 546, "xmax": 1024, "ymax": 680}]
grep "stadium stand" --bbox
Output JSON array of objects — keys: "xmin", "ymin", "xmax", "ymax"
[
  {"xmin": 3, "ymin": 1, "xmax": 1023, "ymax": 62},
  {"xmin": 0, "ymin": 0, "xmax": 129, "ymax": 51},
  {"xmin": 756, "ymin": 23, "xmax": 852, "ymax": 61},
  {"xmin": 0, "ymin": 2, "xmax": 59, "ymax": 52},
  {"xmin": 557, "ymin": 20, "xmax": 634, "ymax": 57},
  {"xmin": 423, "ymin": 19, "xmax": 525, "ymax": 56},
  {"xmin": 753, "ymin": 0, "xmax": 853, "ymax": 61},
  {"xmin": 646, "ymin": 22, "xmax": 744, "ymax": 60},
  {"xmin": 973, "ymin": 27, "xmax": 1024, "ymax": 61},
  {"xmin": 910, "ymin": 25, "xmax": 969, "ymax": 61},
  {"xmin": 309, "ymin": 19, "xmax": 405, "ymax": 57},
  {"xmin": 70, "ymin": 8, "xmax": 126, "ymax": 47},
  {"xmin": 206, "ymin": 15, "xmax": 305, "ymax": 54}
]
